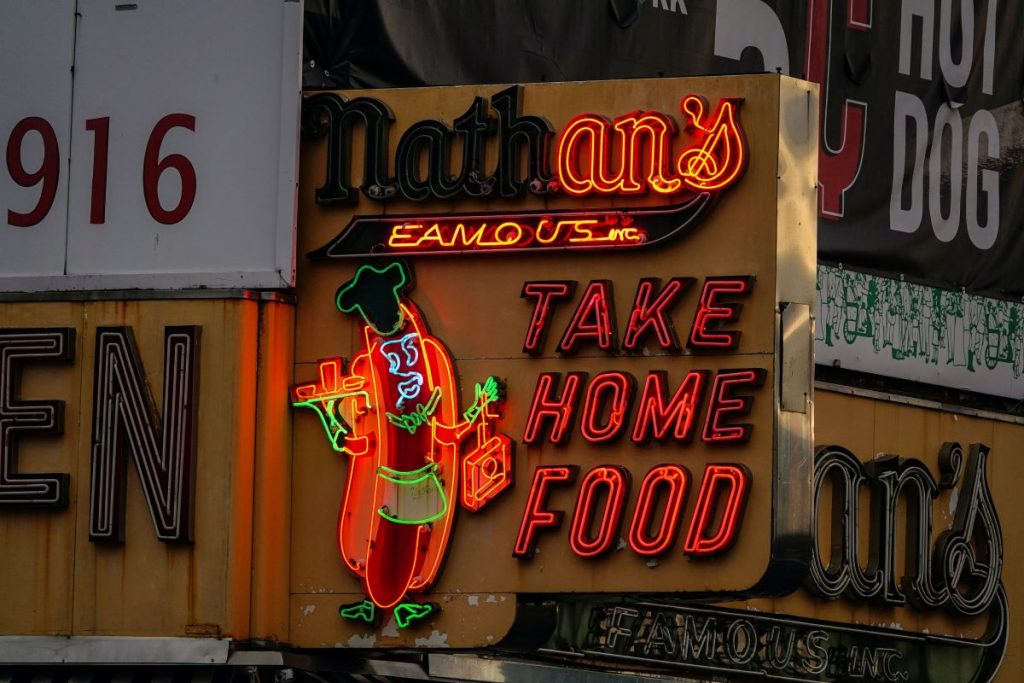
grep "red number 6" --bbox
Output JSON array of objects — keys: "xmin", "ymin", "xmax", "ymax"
[{"xmin": 142, "ymin": 113, "xmax": 196, "ymax": 225}]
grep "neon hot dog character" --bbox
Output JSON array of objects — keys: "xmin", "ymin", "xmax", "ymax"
[{"xmin": 291, "ymin": 262, "xmax": 512, "ymax": 629}]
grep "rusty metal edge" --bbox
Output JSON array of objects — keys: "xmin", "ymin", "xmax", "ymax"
[{"xmin": 0, "ymin": 636, "xmax": 230, "ymax": 664}]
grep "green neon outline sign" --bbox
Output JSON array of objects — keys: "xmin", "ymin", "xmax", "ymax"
[
  {"xmin": 336, "ymin": 262, "xmax": 410, "ymax": 336},
  {"xmin": 292, "ymin": 390, "xmax": 371, "ymax": 452},
  {"xmin": 394, "ymin": 601, "xmax": 437, "ymax": 629},
  {"xmin": 376, "ymin": 462, "xmax": 448, "ymax": 525}
]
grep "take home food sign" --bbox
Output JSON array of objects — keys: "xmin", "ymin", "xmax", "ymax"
[{"xmin": 289, "ymin": 75, "xmax": 818, "ymax": 646}]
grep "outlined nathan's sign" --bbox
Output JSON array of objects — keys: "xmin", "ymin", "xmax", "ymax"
[{"xmin": 289, "ymin": 75, "xmax": 818, "ymax": 648}]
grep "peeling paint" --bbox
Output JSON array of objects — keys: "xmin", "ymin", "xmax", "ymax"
[
  {"xmin": 301, "ymin": 604, "xmax": 316, "ymax": 616},
  {"xmin": 888, "ymin": 622, "xmax": 903, "ymax": 630},
  {"xmin": 645, "ymin": 558, "xmax": 658, "ymax": 568},
  {"xmin": 467, "ymin": 595, "xmax": 480, "ymax": 606},
  {"xmin": 381, "ymin": 617, "xmax": 399, "ymax": 638},
  {"xmin": 500, "ymin": 595, "xmax": 507, "ymax": 602},
  {"xmin": 346, "ymin": 633, "xmax": 377, "ymax": 648},
  {"xmin": 414, "ymin": 630, "xmax": 450, "ymax": 648},
  {"xmin": 948, "ymin": 487, "xmax": 959, "ymax": 516},
  {"xmin": 486, "ymin": 594, "xmax": 498, "ymax": 603},
  {"xmin": 486, "ymin": 635, "xmax": 494, "ymax": 642}
]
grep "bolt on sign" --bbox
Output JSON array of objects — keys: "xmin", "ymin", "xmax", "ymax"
[{"xmin": 290, "ymin": 75, "xmax": 818, "ymax": 647}]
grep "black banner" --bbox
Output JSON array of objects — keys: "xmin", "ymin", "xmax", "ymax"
[{"xmin": 304, "ymin": 0, "xmax": 1024, "ymax": 301}]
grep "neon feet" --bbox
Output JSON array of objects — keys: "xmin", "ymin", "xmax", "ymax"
[
  {"xmin": 339, "ymin": 598, "xmax": 439, "ymax": 629},
  {"xmin": 338, "ymin": 599, "xmax": 376, "ymax": 624},
  {"xmin": 394, "ymin": 601, "xmax": 438, "ymax": 629}
]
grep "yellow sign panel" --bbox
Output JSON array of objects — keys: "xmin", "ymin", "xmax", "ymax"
[
  {"xmin": 290, "ymin": 74, "xmax": 817, "ymax": 646},
  {"xmin": 730, "ymin": 388, "xmax": 1017, "ymax": 681},
  {"xmin": 0, "ymin": 296, "xmax": 293, "ymax": 641}
]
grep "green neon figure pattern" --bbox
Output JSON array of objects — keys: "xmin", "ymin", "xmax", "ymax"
[{"xmin": 386, "ymin": 386, "xmax": 443, "ymax": 435}]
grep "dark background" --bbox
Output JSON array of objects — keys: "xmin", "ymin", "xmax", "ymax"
[{"xmin": 302, "ymin": 0, "xmax": 1024, "ymax": 302}]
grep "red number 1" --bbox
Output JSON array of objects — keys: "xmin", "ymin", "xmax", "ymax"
[{"xmin": 85, "ymin": 117, "xmax": 109, "ymax": 224}]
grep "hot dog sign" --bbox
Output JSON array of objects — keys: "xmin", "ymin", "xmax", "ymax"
[
  {"xmin": 291, "ymin": 75, "xmax": 817, "ymax": 644},
  {"xmin": 291, "ymin": 261, "xmax": 512, "ymax": 628}
]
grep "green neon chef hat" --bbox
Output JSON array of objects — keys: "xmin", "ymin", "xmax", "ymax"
[{"xmin": 336, "ymin": 262, "xmax": 412, "ymax": 336}]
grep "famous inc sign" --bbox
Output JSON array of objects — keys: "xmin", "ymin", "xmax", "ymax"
[{"xmin": 289, "ymin": 75, "xmax": 817, "ymax": 647}]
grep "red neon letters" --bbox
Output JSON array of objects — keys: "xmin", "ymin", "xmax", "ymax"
[
  {"xmin": 513, "ymin": 465, "xmax": 578, "ymax": 558},
  {"xmin": 521, "ymin": 281, "xmax": 576, "ymax": 355},
  {"xmin": 702, "ymin": 369, "xmax": 766, "ymax": 444},
  {"xmin": 682, "ymin": 464, "xmax": 751, "ymax": 556},
  {"xmin": 524, "ymin": 368, "xmax": 761, "ymax": 446},
  {"xmin": 631, "ymin": 370, "xmax": 707, "ymax": 445},
  {"xmin": 555, "ymin": 96, "xmax": 746, "ymax": 197},
  {"xmin": 622, "ymin": 277, "xmax": 692, "ymax": 352},
  {"xmin": 689, "ymin": 276, "xmax": 754, "ymax": 350},
  {"xmin": 557, "ymin": 280, "xmax": 617, "ymax": 354},
  {"xmin": 568, "ymin": 466, "xmax": 631, "ymax": 558},
  {"xmin": 579, "ymin": 372, "xmax": 635, "ymax": 443},
  {"xmin": 523, "ymin": 276, "xmax": 754, "ymax": 356},
  {"xmin": 627, "ymin": 465, "xmax": 689, "ymax": 556},
  {"xmin": 517, "ymin": 269, "xmax": 763, "ymax": 564},
  {"xmin": 522, "ymin": 372, "xmax": 586, "ymax": 444},
  {"xmin": 515, "ymin": 463, "xmax": 751, "ymax": 560}
]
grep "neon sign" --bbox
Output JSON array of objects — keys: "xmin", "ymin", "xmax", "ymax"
[
  {"xmin": 294, "ymin": 267, "xmax": 766, "ymax": 624},
  {"xmin": 306, "ymin": 91, "xmax": 746, "ymax": 259},
  {"xmin": 556, "ymin": 97, "xmax": 744, "ymax": 196},
  {"xmin": 519, "ymin": 276, "xmax": 756, "ymax": 448},
  {"xmin": 293, "ymin": 79, "xmax": 790, "ymax": 632},
  {"xmin": 512, "ymin": 274, "xmax": 763, "ymax": 562},
  {"xmin": 305, "ymin": 89, "xmax": 745, "ymax": 206},
  {"xmin": 308, "ymin": 194, "xmax": 712, "ymax": 259},
  {"xmin": 515, "ymin": 462, "xmax": 752, "ymax": 561},
  {"xmin": 291, "ymin": 262, "xmax": 513, "ymax": 628}
]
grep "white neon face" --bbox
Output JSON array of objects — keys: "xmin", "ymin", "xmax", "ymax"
[{"xmin": 380, "ymin": 332, "xmax": 424, "ymax": 409}]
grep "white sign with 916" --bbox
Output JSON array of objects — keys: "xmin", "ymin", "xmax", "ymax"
[{"xmin": 0, "ymin": 0, "xmax": 301, "ymax": 291}]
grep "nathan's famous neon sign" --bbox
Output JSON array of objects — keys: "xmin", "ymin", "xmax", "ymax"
[
  {"xmin": 294, "ymin": 86, "xmax": 754, "ymax": 630},
  {"xmin": 304, "ymin": 89, "xmax": 745, "ymax": 259}
]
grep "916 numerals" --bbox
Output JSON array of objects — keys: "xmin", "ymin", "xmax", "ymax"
[{"xmin": 4, "ymin": 113, "xmax": 197, "ymax": 227}]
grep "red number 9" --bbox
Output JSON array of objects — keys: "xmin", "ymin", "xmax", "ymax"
[{"xmin": 6, "ymin": 116, "xmax": 59, "ymax": 227}]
